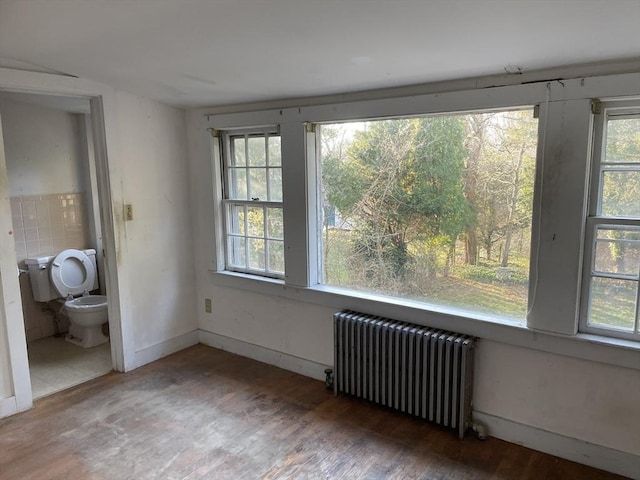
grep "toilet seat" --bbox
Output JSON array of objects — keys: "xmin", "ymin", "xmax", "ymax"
[{"xmin": 50, "ymin": 249, "xmax": 96, "ymax": 297}]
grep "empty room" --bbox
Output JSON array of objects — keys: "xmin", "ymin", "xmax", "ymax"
[{"xmin": 0, "ymin": 1, "xmax": 639, "ymax": 479}]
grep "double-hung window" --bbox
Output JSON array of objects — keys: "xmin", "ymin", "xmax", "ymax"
[
  {"xmin": 222, "ymin": 128, "xmax": 284, "ymax": 278},
  {"xmin": 581, "ymin": 100, "xmax": 640, "ymax": 339}
]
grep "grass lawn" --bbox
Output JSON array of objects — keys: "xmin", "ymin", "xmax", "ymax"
[{"xmin": 323, "ymin": 229, "xmax": 529, "ymax": 321}]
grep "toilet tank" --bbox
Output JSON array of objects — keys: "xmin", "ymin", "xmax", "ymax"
[
  {"xmin": 25, "ymin": 249, "xmax": 99, "ymax": 302},
  {"xmin": 24, "ymin": 254, "xmax": 56, "ymax": 302}
]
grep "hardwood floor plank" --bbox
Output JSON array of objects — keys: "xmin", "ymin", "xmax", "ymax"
[{"xmin": 0, "ymin": 344, "xmax": 628, "ymax": 480}]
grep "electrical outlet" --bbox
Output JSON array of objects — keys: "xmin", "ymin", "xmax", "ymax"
[
  {"xmin": 204, "ymin": 298, "xmax": 212, "ymax": 313},
  {"xmin": 124, "ymin": 204, "xmax": 134, "ymax": 221}
]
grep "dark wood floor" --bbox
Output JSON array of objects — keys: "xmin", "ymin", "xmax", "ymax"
[{"xmin": 0, "ymin": 344, "xmax": 628, "ymax": 480}]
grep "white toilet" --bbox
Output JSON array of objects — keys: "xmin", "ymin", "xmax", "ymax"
[{"xmin": 25, "ymin": 248, "xmax": 109, "ymax": 348}]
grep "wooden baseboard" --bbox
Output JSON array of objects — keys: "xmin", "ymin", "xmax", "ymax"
[
  {"xmin": 198, "ymin": 330, "xmax": 330, "ymax": 381},
  {"xmin": 134, "ymin": 330, "xmax": 200, "ymax": 369},
  {"xmin": 473, "ymin": 411, "xmax": 639, "ymax": 479},
  {"xmin": 0, "ymin": 396, "xmax": 17, "ymax": 419}
]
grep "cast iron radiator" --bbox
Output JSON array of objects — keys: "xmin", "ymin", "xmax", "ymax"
[{"xmin": 333, "ymin": 310, "xmax": 476, "ymax": 438}]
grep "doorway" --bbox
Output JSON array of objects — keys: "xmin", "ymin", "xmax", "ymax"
[
  {"xmin": 1, "ymin": 91, "xmax": 113, "ymax": 398},
  {"xmin": 0, "ymin": 72, "xmax": 125, "ymax": 408}
]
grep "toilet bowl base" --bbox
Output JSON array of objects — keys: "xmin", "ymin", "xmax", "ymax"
[{"xmin": 66, "ymin": 324, "xmax": 108, "ymax": 348}]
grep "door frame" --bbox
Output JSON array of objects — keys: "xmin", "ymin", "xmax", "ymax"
[{"xmin": 0, "ymin": 68, "xmax": 134, "ymax": 416}]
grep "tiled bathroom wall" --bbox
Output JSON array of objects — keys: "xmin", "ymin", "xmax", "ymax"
[
  {"xmin": 11, "ymin": 193, "xmax": 91, "ymax": 342},
  {"xmin": 11, "ymin": 193, "xmax": 90, "ymax": 266}
]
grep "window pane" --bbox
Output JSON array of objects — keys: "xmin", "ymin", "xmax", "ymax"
[
  {"xmin": 268, "ymin": 240, "xmax": 284, "ymax": 273},
  {"xmin": 224, "ymin": 132, "xmax": 283, "ymax": 278},
  {"xmin": 269, "ymin": 136, "xmax": 282, "ymax": 166},
  {"xmin": 232, "ymin": 138, "xmax": 246, "ymax": 166},
  {"xmin": 594, "ymin": 227, "xmax": 640, "ymax": 277},
  {"xmin": 319, "ymin": 110, "xmax": 537, "ymax": 321},
  {"xmin": 605, "ymin": 117, "xmax": 640, "ymax": 163},
  {"xmin": 249, "ymin": 168, "xmax": 267, "ymax": 200},
  {"xmin": 248, "ymin": 238, "xmax": 265, "ymax": 270},
  {"xmin": 589, "ymin": 277, "xmax": 637, "ymax": 331},
  {"xmin": 247, "ymin": 206, "xmax": 264, "ymax": 237},
  {"xmin": 269, "ymin": 168, "xmax": 282, "ymax": 202},
  {"xmin": 266, "ymin": 207, "xmax": 283, "ymax": 239},
  {"xmin": 228, "ymin": 236, "xmax": 246, "ymax": 268},
  {"xmin": 248, "ymin": 137, "xmax": 266, "ymax": 166},
  {"xmin": 228, "ymin": 204, "xmax": 246, "ymax": 235},
  {"xmin": 601, "ymin": 170, "xmax": 640, "ymax": 217},
  {"xmin": 229, "ymin": 168, "xmax": 247, "ymax": 200}
]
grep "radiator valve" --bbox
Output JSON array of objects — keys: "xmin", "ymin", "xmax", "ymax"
[
  {"xmin": 324, "ymin": 369, "xmax": 334, "ymax": 390},
  {"xmin": 469, "ymin": 421, "xmax": 488, "ymax": 440}
]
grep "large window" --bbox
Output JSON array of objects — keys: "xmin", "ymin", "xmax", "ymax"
[
  {"xmin": 582, "ymin": 101, "xmax": 640, "ymax": 339},
  {"xmin": 222, "ymin": 129, "xmax": 284, "ymax": 278},
  {"xmin": 209, "ymin": 73, "xmax": 640, "ymax": 357},
  {"xmin": 318, "ymin": 109, "xmax": 538, "ymax": 320}
]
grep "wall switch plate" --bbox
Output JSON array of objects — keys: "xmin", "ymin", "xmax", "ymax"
[
  {"xmin": 204, "ymin": 298, "xmax": 212, "ymax": 313},
  {"xmin": 124, "ymin": 204, "xmax": 133, "ymax": 221}
]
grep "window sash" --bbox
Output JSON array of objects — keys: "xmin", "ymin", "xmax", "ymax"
[
  {"xmin": 223, "ymin": 200, "xmax": 284, "ymax": 278},
  {"xmin": 221, "ymin": 129, "xmax": 283, "ymax": 279},
  {"xmin": 580, "ymin": 100, "xmax": 640, "ymax": 339}
]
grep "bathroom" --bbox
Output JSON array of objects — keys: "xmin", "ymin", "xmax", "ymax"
[{"xmin": 0, "ymin": 91, "xmax": 112, "ymax": 399}]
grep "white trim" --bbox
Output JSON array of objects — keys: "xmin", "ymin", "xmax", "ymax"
[
  {"xmin": 0, "ymin": 396, "xmax": 17, "ymax": 418},
  {"xmin": 280, "ymin": 122, "xmax": 312, "ymax": 287},
  {"xmin": 89, "ymin": 95, "xmax": 134, "ymax": 372},
  {"xmin": 526, "ymin": 98, "xmax": 593, "ymax": 335},
  {"xmin": 0, "ymin": 95, "xmax": 32, "ymax": 413},
  {"xmin": 203, "ymin": 60, "xmax": 640, "ymax": 116},
  {"xmin": 198, "ymin": 329, "xmax": 331, "ymax": 381},
  {"xmin": 473, "ymin": 411, "xmax": 640, "ymax": 479},
  {"xmin": 207, "ymin": 74, "xmax": 640, "ymax": 129},
  {"xmin": 133, "ymin": 330, "xmax": 200, "ymax": 369}
]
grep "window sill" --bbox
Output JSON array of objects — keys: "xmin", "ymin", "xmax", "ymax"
[{"xmin": 209, "ymin": 270, "xmax": 640, "ymax": 371}]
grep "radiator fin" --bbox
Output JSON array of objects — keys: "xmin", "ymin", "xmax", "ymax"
[{"xmin": 334, "ymin": 310, "xmax": 475, "ymax": 439}]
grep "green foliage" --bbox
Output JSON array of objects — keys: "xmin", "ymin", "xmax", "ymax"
[
  {"xmin": 319, "ymin": 110, "xmax": 539, "ymax": 318},
  {"xmin": 321, "ymin": 117, "xmax": 470, "ymax": 278},
  {"xmin": 454, "ymin": 263, "xmax": 529, "ymax": 286},
  {"xmin": 601, "ymin": 118, "xmax": 640, "ymax": 217}
]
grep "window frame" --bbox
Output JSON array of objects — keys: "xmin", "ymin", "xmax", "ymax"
[
  {"xmin": 220, "ymin": 127, "xmax": 284, "ymax": 279},
  {"xmin": 580, "ymin": 100, "xmax": 640, "ymax": 340},
  {"xmin": 314, "ymin": 108, "xmax": 539, "ymax": 321},
  {"xmin": 206, "ymin": 73, "xmax": 640, "ymax": 371}
]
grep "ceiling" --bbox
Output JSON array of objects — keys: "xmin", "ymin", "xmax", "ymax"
[{"xmin": 1, "ymin": 0, "xmax": 639, "ymax": 109}]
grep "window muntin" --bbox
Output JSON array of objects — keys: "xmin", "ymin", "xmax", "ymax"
[
  {"xmin": 317, "ymin": 109, "xmax": 538, "ymax": 320},
  {"xmin": 223, "ymin": 131, "xmax": 284, "ymax": 278},
  {"xmin": 583, "ymin": 103, "xmax": 640, "ymax": 338}
]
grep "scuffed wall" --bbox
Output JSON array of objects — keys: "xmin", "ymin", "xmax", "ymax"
[{"xmin": 114, "ymin": 91, "xmax": 197, "ymax": 352}]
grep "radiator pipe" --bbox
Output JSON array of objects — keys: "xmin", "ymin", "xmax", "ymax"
[
  {"xmin": 324, "ymin": 369, "xmax": 334, "ymax": 390},
  {"xmin": 468, "ymin": 420, "xmax": 488, "ymax": 440}
]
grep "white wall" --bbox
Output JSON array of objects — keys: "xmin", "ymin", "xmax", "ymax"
[
  {"xmin": 474, "ymin": 340, "xmax": 639, "ymax": 456},
  {"xmin": 0, "ymin": 97, "xmax": 86, "ymax": 196},
  {"xmin": 114, "ymin": 91, "xmax": 198, "ymax": 354}
]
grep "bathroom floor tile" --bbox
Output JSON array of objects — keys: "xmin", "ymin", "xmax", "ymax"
[{"xmin": 27, "ymin": 336, "xmax": 112, "ymax": 400}]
